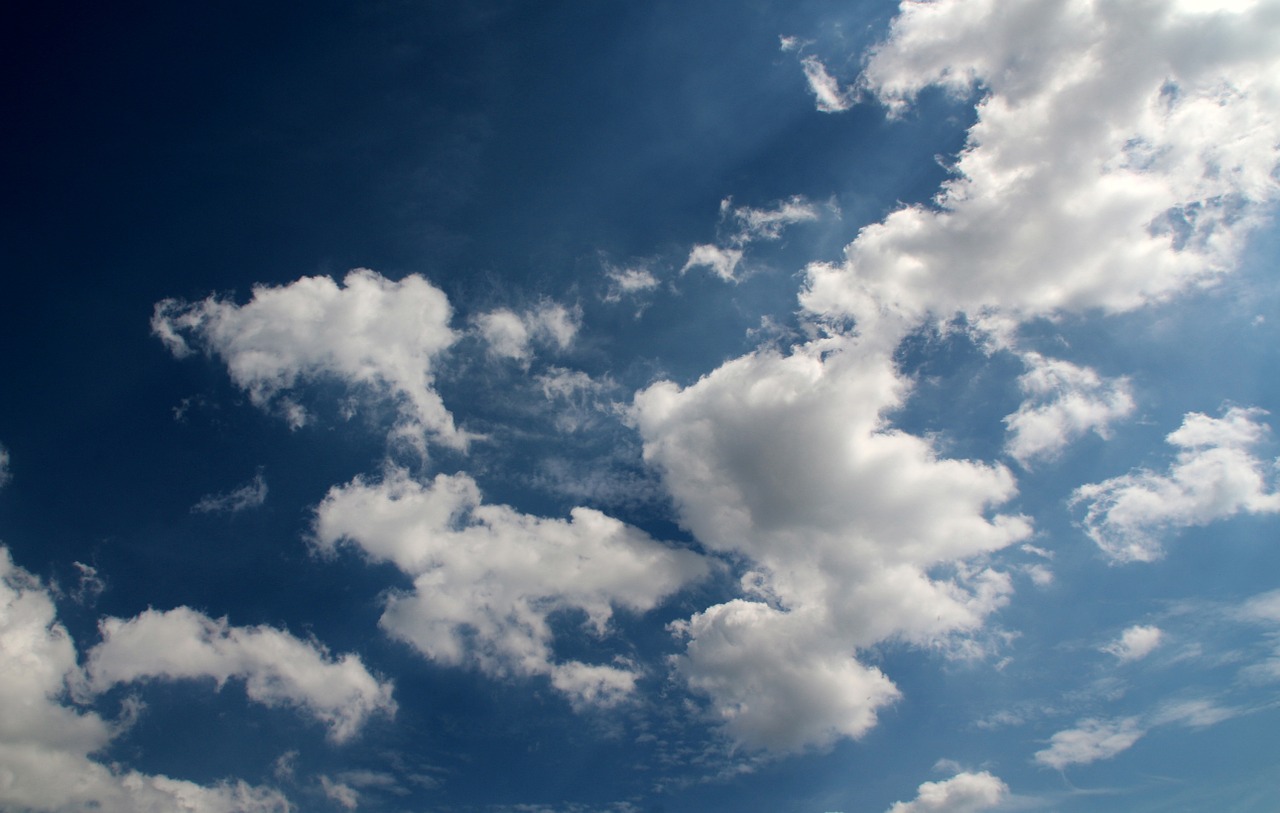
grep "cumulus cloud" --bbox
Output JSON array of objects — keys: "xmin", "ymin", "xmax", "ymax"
[
  {"xmin": 85, "ymin": 606, "xmax": 395, "ymax": 743},
  {"xmin": 1073, "ymin": 407, "xmax": 1280, "ymax": 562},
  {"xmin": 313, "ymin": 469, "xmax": 709, "ymax": 708},
  {"xmin": 1103, "ymin": 624, "xmax": 1164, "ymax": 662},
  {"xmin": 1034, "ymin": 717, "xmax": 1145, "ymax": 770},
  {"xmin": 0, "ymin": 546, "xmax": 291, "ymax": 813},
  {"xmin": 153, "ymin": 268, "xmax": 466, "ymax": 448},
  {"xmin": 1004, "ymin": 354, "xmax": 1134, "ymax": 466},
  {"xmin": 885, "ymin": 771, "xmax": 1009, "ymax": 813},
  {"xmin": 800, "ymin": 55, "xmax": 854, "ymax": 112},
  {"xmin": 634, "ymin": 338, "xmax": 1030, "ymax": 752},
  {"xmin": 192, "ymin": 469, "xmax": 268, "ymax": 514},
  {"xmin": 474, "ymin": 301, "xmax": 580, "ymax": 362},
  {"xmin": 803, "ymin": 0, "xmax": 1280, "ymax": 348}
]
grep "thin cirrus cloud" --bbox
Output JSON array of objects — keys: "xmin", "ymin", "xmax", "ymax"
[
  {"xmin": 681, "ymin": 196, "xmax": 823, "ymax": 282},
  {"xmin": 192, "ymin": 468, "xmax": 268, "ymax": 515},
  {"xmin": 153, "ymin": 269, "xmax": 466, "ymax": 449},
  {"xmin": 312, "ymin": 468, "xmax": 710, "ymax": 709},
  {"xmin": 0, "ymin": 547, "xmax": 292, "ymax": 812},
  {"xmin": 1073, "ymin": 407, "xmax": 1280, "ymax": 562}
]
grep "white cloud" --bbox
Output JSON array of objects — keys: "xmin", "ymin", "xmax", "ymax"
[
  {"xmin": 0, "ymin": 546, "xmax": 291, "ymax": 813},
  {"xmin": 634, "ymin": 338, "xmax": 1030, "ymax": 752},
  {"xmin": 1073, "ymin": 407, "xmax": 1280, "ymax": 562},
  {"xmin": 800, "ymin": 55, "xmax": 854, "ymax": 112},
  {"xmin": 802, "ymin": 0, "xmax": 1280, "ymax": 349},
  {"xmin": 602, "ymin": 263, "xmax": 660, "ymax": 303},
  {"xmin": 1034, "ymin": 717, "xmax": 1145, "ymax": 770},
  {"xmin": 537, "ymin": 367, "xmax": 617, "ymax": 433},
  {"xmin": 153, "ymin": 269, "xmax": 466, "ymax": 448},
  {"xmin": 726, "ymin": 195, "xmax": 822, "ymax": 243},
  {"xmin": 680, "ymin": 244, "xmax": 744, "ymax": 282},
  {"xmin": 885, "ymin": 771, "xmax": 1009, "ymax": 813},
  {"xmin": 1004, "ymin": 353, "xmax": 1134, "ymax": 466},
  {"xmin": 85, "ymin": 606, "xmax": 396, "ymax": 743},
  {"xmin": 192, "ymin": 469, "xmax": 268, "ymax": 514},
  {"xmin": 1103, "ymin": 624, "xmax": 1164, "ymax": 662},
  {"xmin": 475, "ymin": 302, "xmax": 581, "ymax": 362},
  {"xmin": 320, "ymin": 776, "xmax": 359, "ymax": 810},
  {"xmin": 313, "ymin": 469, "xmax": 709, "ymax": 707}
]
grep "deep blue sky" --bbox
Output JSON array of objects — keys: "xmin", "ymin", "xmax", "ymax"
[{"xmin": 3, "ymin": 2, "xmax": 1279, "ymax": 812}]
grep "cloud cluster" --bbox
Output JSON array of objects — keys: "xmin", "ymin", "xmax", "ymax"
[
  {"xmin": 1004, "ymin": 354, "xmax": 1134, "ymax": 467},
  {"xmin": 635, "ymin": 339, "xmax": 1029, "ymax": 751},
  {"xmin": 803, "ymin": 0, "xmax": 1280, "ymax": 346},
  {"xmin": 313, "ymin": 469, "xmax": 709, "ymax": 708},
  {"xmin": 474, "ymin": 301, "xmax": 580, "ymax": 363},
  {"xmin": 682, "ymin": 196, "xmax": 822, "ymax": 282},
  {"xmin": 1073, "ymin": 407, "xmax": 1280, "ymax": 562},
  {"xmin": 0, "ymin": 546, "xmax": 301, "ymax": 812},
  {"xmin": 884, "ymin": 771, "xmax": 1008, "ymax": 813},
  {"xmin": 85, "ymin": 606, "xmax": 396, "ymax": 743},
  {"xmin": 153, "ymin": 269, "xmax": 466, "ymax": 447}
]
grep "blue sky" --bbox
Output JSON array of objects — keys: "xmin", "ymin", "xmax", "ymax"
[{"xmin": 2, "ymin": 1, "xmax": 1280, "ymax": 811}]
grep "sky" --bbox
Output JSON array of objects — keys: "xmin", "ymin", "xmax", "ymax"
[{"xmin": 2, "ymin": 0, "xmax": 1279, "ymax": 811}]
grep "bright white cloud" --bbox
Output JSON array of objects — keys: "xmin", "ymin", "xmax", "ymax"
[
  {"xmin": 475, "ymin": 301, "xmax": 580, "ymax": 361},
  {"xmin": 153, "ymin": 268, "xmax": 466, "ymax": 448},
  {"xmin": 192, "ymin": 469, "xmax": 268, "ymax": 514},
  {"xmin": 681, "ymin": 244, "xmax": 744, "ymax": 282},
  {"xmin": 1034, "ymin": 717, "xmax": 1145, "ymax": 770},
  {"xmin": 1103, "ymin": 624, "xmax": 1164, "ymax": 662},
  {"xmin": 800, "ymin": 55, "xmax": 854, "ymax": 112},
  {"xmin": 1073, "ymin": 407, "xmax": 1280, "ymax": 562},
  {"xmin": 85, "ymin": 606, "xmax": 395, "ymax": 743},
  {"xmin": 634, "ymin": 338, "xmax": 1030, "ymax": 752},
  {"xmin": 1004, "ymin": 353, "xmax": 1134, "ymax": 466},
  {"xmin": 726, "ymin": 195, "xmax": 822, "ymax": 243},
  {"xmin": 885, "ymin": 771, "xmax": 1009, "ymax": 813},
  {"xmin": 802, "ymin": 0, "xmax": 1280, "ymax": 348},
  {"xmin": 0, "ymin": 547, "xmax": 291, "ymax": 813},
  {"xmin": 313, "ymin": 469, "xmax": 709, "ymax": 708},
  {"xmin": 602, "ymin": 263, "xmax": 660, "ymax": 303}
]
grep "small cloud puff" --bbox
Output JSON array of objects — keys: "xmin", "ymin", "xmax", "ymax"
[
  {"xmin": 192, "ymin": 469, "xmax": 268, "ymax": 515},
  {"xmin": 885, "ymin": 771, "xmax": 1008, "ymax": 813},
  {"xmin": 475, "ymin": 301, "xmax": 580, "ymax": 362},
  {"xmin": 1034, "ymin": 717, "xmax": 1145, "ymax": 770},
  {"xmin": 1103, "ymin": 624, "xmax": 1163, "ymax": 662}
]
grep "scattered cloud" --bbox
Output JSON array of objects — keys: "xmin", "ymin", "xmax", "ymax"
[
  {"xmin": 1073, "ymin": 407, "xmax": 1280, "ymax": 562},
  {"xmin": 803, "ymin": 0, "xmax": 1280, "ymax": 349},
  {"xmin": 680, "ymin": 244, "xmax": 744, "ymax": 283},
  {"xmin": 70, "ymin": 561, "xmax": 106, "ymax": 606},
  {"xmin": 313, "ymin": 469, "xmax": 710, "ymax": 708},
  {"xmin": 153, "ymin": 269, "xmax": 467, "ymax": 448},
  {"xmin": 602, "ymin": 262, "xmax": 660, "ymax": 304},
  {"xmin": 85, "ymin": 606, "xmax": 396, "ymax": 743},
  {"xmin": 192, "ymin": 468, "xmax": 269, "ymax": 515},
  {"xmin": 0, "ymin": 443, "xmax": 9, "ymax": 488},
  {"xmin": 1004, "ymin": 353, "xmax": 1135, "ymax": 467},
  {"xmin": 320, "ymin": 776, "xmax": 360, "ymax": 810},
  {"xmin": 0, "ymin": 546, "xmax": 291, "ymax": 812},
  {"xmin": 885, "ymin": 771, "xmax": 1009, "ymax": 813},
  {"xmin": 1103, "ymin": 625, "xmax": 1164, "ymax": 662},
  {"xmin": 475, "ymin": 301, "xmax": 580, "ymax": 362},
  {"xmin": 635, "ymin": 339, "xmax": 1029, "ymax": 752},
  {"xmin": 1034, "ymin": 717, "xmax": 1145, "ymax": 770},
  {"xmin": 800, "ymin": 55, "xmax": 855, "ymax": 113},
  {"xmin": 726, "ymin": 195, "xmax": 822, "ymax": 243}
]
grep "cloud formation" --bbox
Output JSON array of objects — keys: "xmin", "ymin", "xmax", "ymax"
[
  {"xmin": 884, "ymin": 771, "xmax": 1009, "ymax": 813},
  {"xmin": 0, "ymin": 547, "xmax": 291, "ymax": 812},
  {"xmin": 1034, "ymin": 716, "xmax": 1145, "ymax": 770},
  {"xmin": 1004, "ymin": 354, "xmax": 1134, "ymax": 466},
  {"xmin": 803, "ymin": 0, "xmax": 1280, "ymax": 347},
  {"xmin": 313, "ymin": 469, "xmax": 709, "ymax": 708},
  {"xmin": 1103, "ymin": 624, "xmax": 1164, "ymax": 662},
  {"xmin": 153, "ymin": 269, "xmax": 466, "ymax": 448},
  {"xmin": 1073, "ymin": 407, "xmax": 1280, "ymax": 562},
  {"xmin": 800, "ymin": 55, "xmax": 855, "ymax": 113},
  {"xmin": 635, "ymin": 339, "xmax": 1029, "ymax": 751},
  {"xmin": 85, "ymin": 606, "xmax": 396, "ymax": 743},
  {"xmin": 192, "ymin": 469, "xmax": 269, "ymax": 515},
  {"xmin": 474, "ymin": 301, "xmax": 580, "ymax": 362}
]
